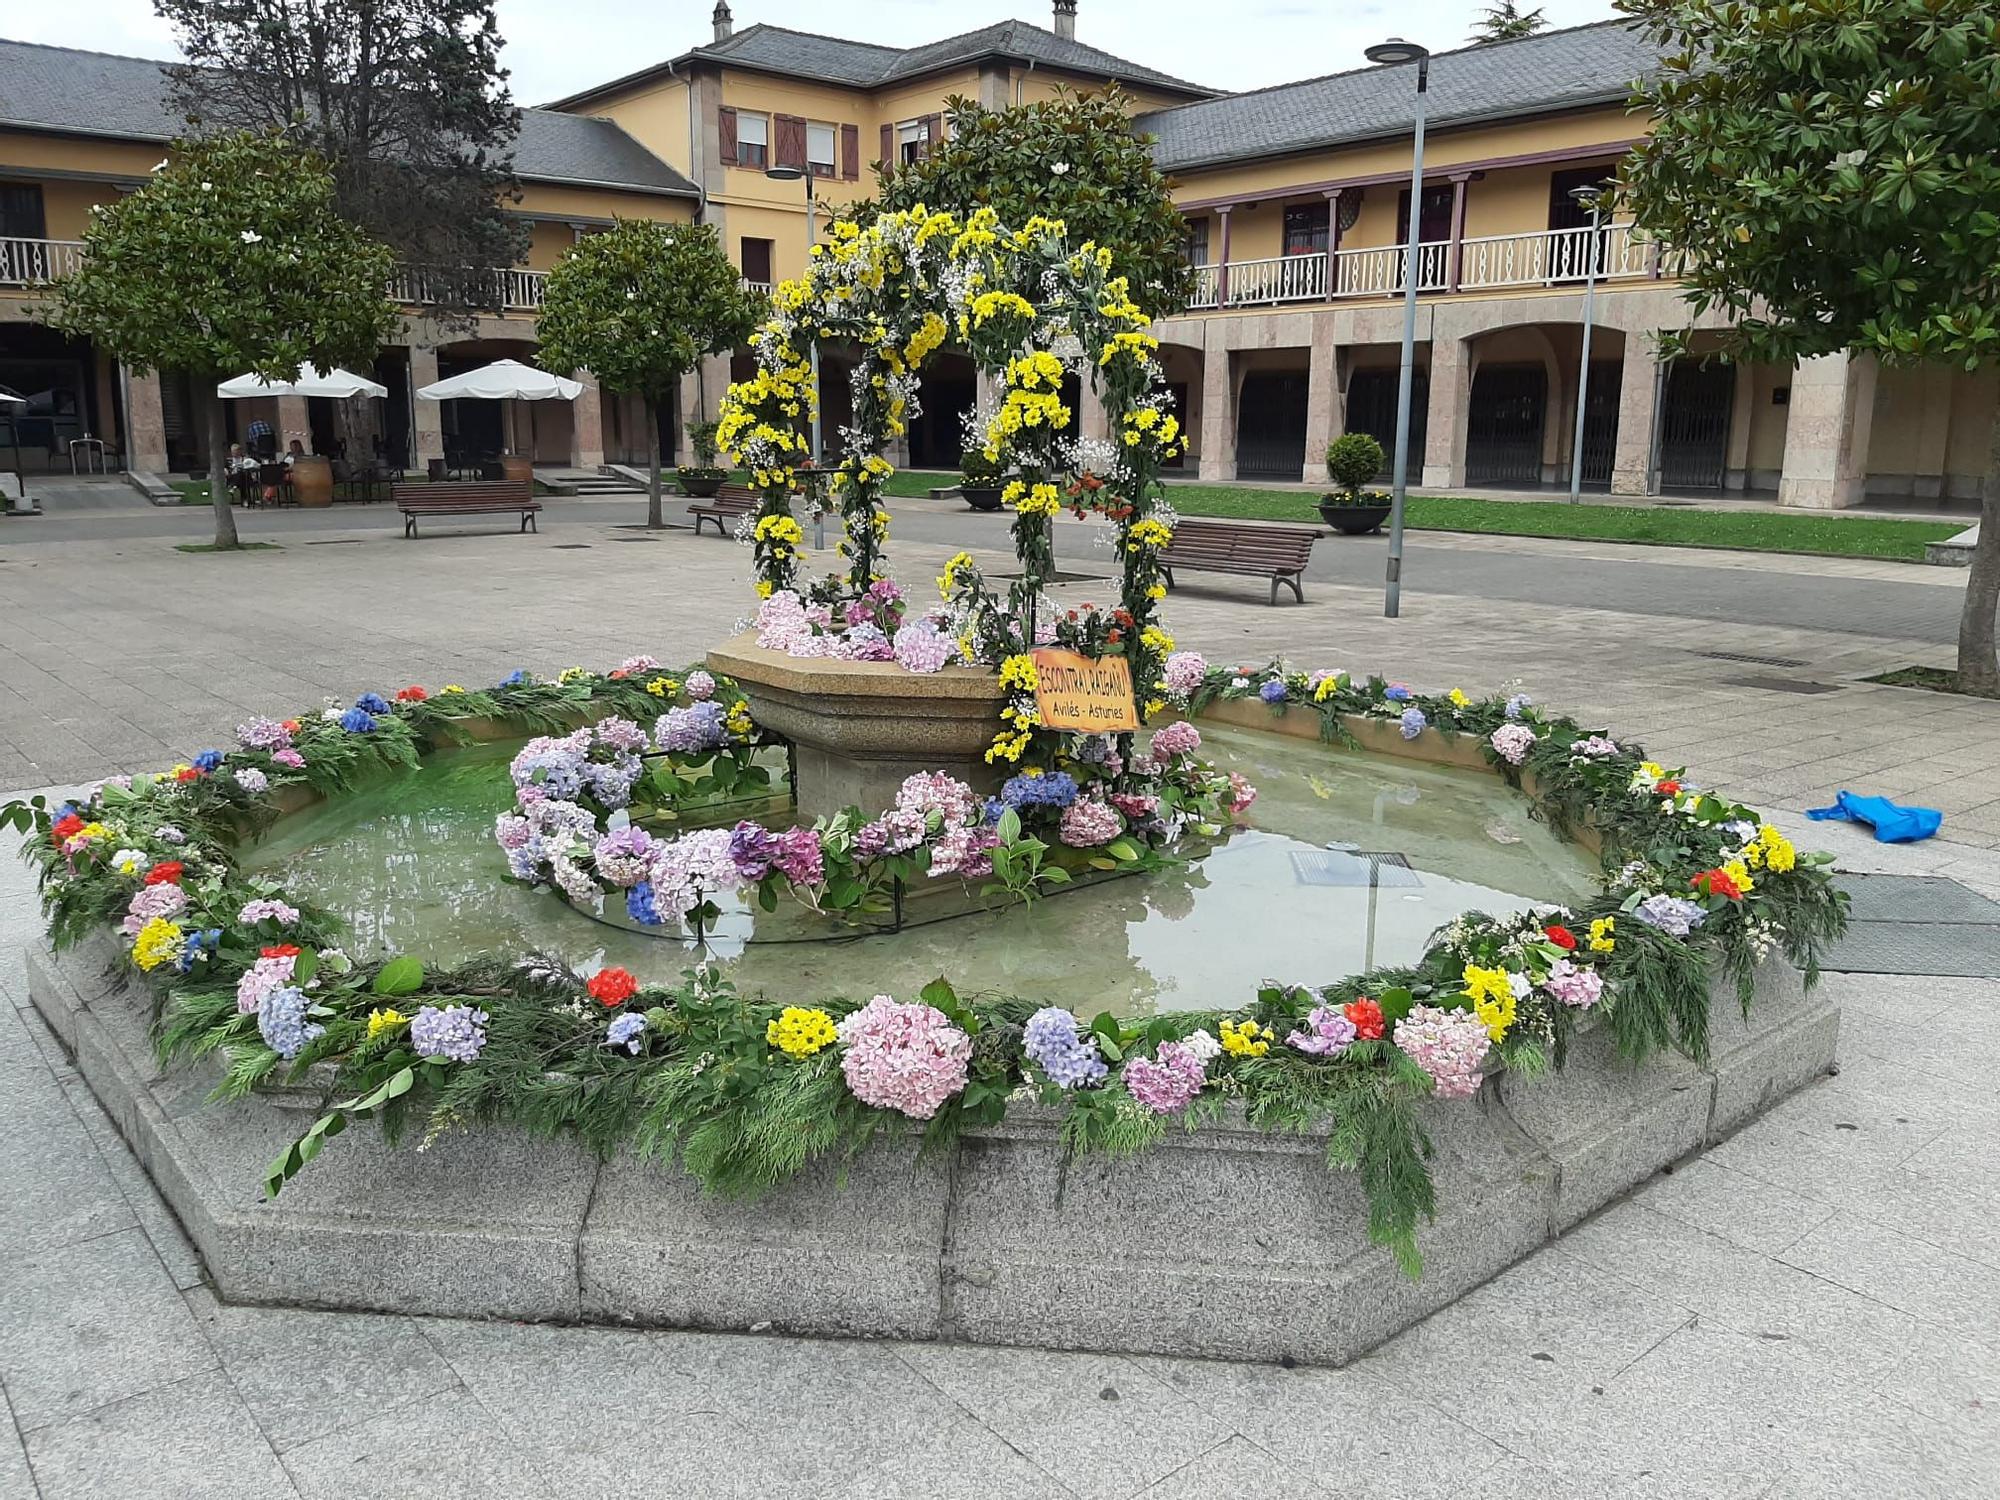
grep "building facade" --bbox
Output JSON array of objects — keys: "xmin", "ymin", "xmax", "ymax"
[{"xmin": 2, "ymin": 6, "xmax": 1988, "ymax": 506}]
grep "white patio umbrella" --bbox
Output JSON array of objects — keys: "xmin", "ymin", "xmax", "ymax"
[
  {"xmin": 413, "ymin": 359, "xmax": 580, "ymax": 402},
  {"xmin": 216, "ymin": 366, "xmax": 389, "ymax": 399}
]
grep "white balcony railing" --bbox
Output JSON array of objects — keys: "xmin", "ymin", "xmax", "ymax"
[
  {"xmin": 0, "ymin": 237, "xmax": 85, "ymax": 287},
  {"xmin": 1185, "ymin": 223, "xmax": 1653, "ymax": 310},
  {"xmin": 741, "ymin": 279, "xmax": 773, "ymax": 297},
  {"xmin": 388, "ymin": 265, "xmax": 546, "ymax": 312}
]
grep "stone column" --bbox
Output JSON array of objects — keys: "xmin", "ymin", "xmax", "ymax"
[
  {"xmin": 122, "ymin": 364, "xmax": 169, "ymax": 473},
  {"xmin": 1076, "ymin": 380, "xmax": 1111, "ymax": 448},
  {"xmin": 275, "ymin": 394, "xmax": 310, "ymax": 452},
  {"xmin": 569, "ymin": 369, "xmax": 605, "ymax": 470},
  {"xmin": 1610, "ymin": 333, "xmax": 1660, "ymax": 496},
  {"xmin": 1196, "ymin": 341, "xmax": 1236, "ymax": 482},
  {"xmin": 409, "ymin": 345, "xmax": 445, "ymax": 468},
  {"xmin": 1777, "ymin": 351, "xmax": 1876, "ymax": 509},
  {"xmin": 1302, "ymin": 314, "xmax": 1341, "ymax": 482},
  {"xmin": 1421, "ymin": 335, "xmax": 1469, "ymax": 489}
]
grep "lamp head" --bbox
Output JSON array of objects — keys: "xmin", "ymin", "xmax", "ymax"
[
  {"xmin": 1365, "ymin": 37, "xmax": 1430, "ymax": 66},
  {"xmin": 764, "ymin": 165, "xmax": 805, "ymax": 182}
]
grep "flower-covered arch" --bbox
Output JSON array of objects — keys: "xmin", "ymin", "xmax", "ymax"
[{"xmin": 715, "ymin": 206, "xmax": 1186, "ymax": 711}]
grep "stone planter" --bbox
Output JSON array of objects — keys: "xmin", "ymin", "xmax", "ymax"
[
  {"xmin": 961, "ymin": 485, "xmax": 1004, "ymax": 512},
  {"xmin": 705, "ymin": 631, "xmax": 1011, "ymax": 818},
  {"xmin": 1317, "ymin": 497, "xmax": 1392, "ymax": 534},
  {"xmin": 27, "ymin": 932, "xmax": 1838, "ymax": 1366},
  {"xmin": 677, "ymin": 469, "xmax": 725, "ymax": 498}
]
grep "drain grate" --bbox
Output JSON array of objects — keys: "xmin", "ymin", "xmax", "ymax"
[
  {"xmin": 550, "ymin": 543, "xmax": 591, "ymax": 550},
  {"xmin": 1839, "ymin": 873, "xmax": 2000, "ymax": 925},
  {"xmin": 1822, "ymin": 874, "xmax": 2000, "ymax": 977},
  {"xmin": 1718, "ymin": 675, "xmax": 1842, "ymax": 695},
  {"xmin": 608, "ymin": 536, "xmax": 658, "ymax": 543},
  {"xmin": 1697, "ymin": 651, "xmax": 1811, "ymax": 669},
  {"xmin": 305, "ymin": 538, "xmax": 363, "ymax": 545},
  {"xmin": 1291, "ymin": 850, "xmax": 1421, "ymax": 889}
]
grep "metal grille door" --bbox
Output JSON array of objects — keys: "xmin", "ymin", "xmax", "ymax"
[
  {"xmin": 1235, "ymin": 371, "xmax": 1310, "ymax": 479},
  {"xmin": 1345, "ymin": 368, "xmax": 1429, "ymax": 479},
  {"xmin": 1581, "ymin": 360, "xmax": 1620, "ymax": 486},
  {"xmin": 1659, "ymin": 361, "xmax": 1734, "ymax": 490},
  {"xmin": 1466, "ymin": 364, "xmax": 1548, "ymax": 486}
]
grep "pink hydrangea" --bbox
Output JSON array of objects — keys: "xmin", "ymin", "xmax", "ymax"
[
  {"xmin": 617, "ymin": 655, "xmax": 661, "ymax": 675},
  {"xmin": 892, "ymin": 620, "xmax": 952, "ymax": 674},
  {"xmin": 755, "ymin": 591, "xmax": 816, "ymax": 654},
  {"xmin": 121, "ymin": 882, "xmax": 188, "ymax": 934},
  {"xmin": 1123, "ymin": 1041, "xmax": 1207, "ymax": 1115},
  {"xmin": 1544, "ymin": 958, "xmax": 1605, "ymax": 1010},
  {"xmin": 835, "ymin": 994, "xmax": 972, "ymax": 1119},
  {"xmin": 1058, "ymin": 798, "xmax": 1122, "ymax": 848},
  {"xmin": 1392, "ymin": 1004, "xmax": 1492, "ymax": 1100},
  {"xmin": 273, "ymin": 747, "xmax": 306, "ymax": 769},
  {"xmin": 1572, "ymin": 736, "xmax": 1620, "ymax": 758},
  {"xmin": 236, "ymin": 898, "xmax": 299, "ymax": 926},
  {"xmin": 1491, "ymin": 723, "xmax": 1537, "ymax": 766},
  {"xmin": 1149, "ymin": 721, "xmax": 1202, "ymax": 760},
  {"xmin": 1109, "ymin": 791, "xmax": 1158, "ymax": 820},
  {"xmin": 1162, "ymin": 651, "xmax": 1207, "ymax": 696},
  {"xmin": 929, "ymin": 824, "xmax": 1000, "ymax": 879},
  {"xmin": 771, "ymin": 826, "xmax": 825, "ymax": 885},
  {"xmin": 1227, "ymin": 772, "xmax": 1258, "ymax": 815},
  {"xmin": 235, "ymin": 952, "xmax": 297, "ymax": 1015},
  {"xmin": 895, "ymin": 772, "xmax": 982, "ymax": 829},
  {"xmin": 685, "ymin": 670, "xmax": 717, "ymax": 701}
]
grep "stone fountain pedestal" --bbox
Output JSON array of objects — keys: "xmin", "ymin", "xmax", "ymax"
[{"xmin": 706, "ymin": 631, "xmax": 1011, "ymax": 819}]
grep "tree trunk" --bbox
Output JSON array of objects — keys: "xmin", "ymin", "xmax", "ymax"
[
  {"xmin": 205, "ymin": 379, "xmax": 240, "ymax": 550},
  {"xmin": 644, "ymin": 395, "xmax": 664, "ymax": 530},
  {"xmin": 331, "ymin": 397, "xmax": 382, "ymax": 470},
  {"xmin": 1956, "ymin": 386, "xmax": 2000, "ymax": 697}
]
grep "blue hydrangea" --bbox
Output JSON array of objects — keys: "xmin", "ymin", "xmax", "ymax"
[
  {"xmin": 410, "ymin": 1004, "xmax": 490, "ymax": 1063},
  {"xmin": 607, "ymin": 1012, "xmax": 648, "ymax": 1054},
  {"xmin": 1505, "ymin": 693, "xmax": 1533, "ymax": 719},
  {"xmin": 1384, "ymin": 684, "xmax": 1412, "ymax": 702},
  {"xmin": 982, "ymin": 797, "xmax": 1007, "ymax": 826},
  {"xmin": 1260, "ymin": 680, "xmax": 1288, "ymax": 704},
  {"xmin": 339, "ymin": 707, "xmax": 377, "ymax": 734},
  {"xmin": 1632, "ymin": 894, "xmax": 1708, "ymax": 937},
  {"xmin": 192, "ymin": 749, "xmax": 224, "ymax": 772},
  {"xmin": 53, "ymin": 802, "xmax": 78, "ymax": 821},
  {"xmin": 499, "ymin": 670, "xmax": 532, "ymax": 688},
  {"xmin": 1023, "ymin": 1007, "xmax": 1109, "ymax": 1090},
  {"xmin": 656, "ymin": 702, "xmax": 727, "ymax": 754},
  {"xmin": 1399, "ymin": 706, "xmax": 1427, "ymax": 739},
  {"xmin": 258, "ymin": 985, "xmax": 324, "ymax": 1060},
  {"xmin": 354, "ymin": 692, "xmax": 392, "ymax": 715},
  {"xmin": 626, "ymin": 881, "xmax": 665, "ymax": 926},
  {"xmin": 175, "ymin": 928, "xmax": 222, "ymax": 973},
  {"xmin": 1001, "ymin": 771, "xmax": 1079, "ymax": 810}
]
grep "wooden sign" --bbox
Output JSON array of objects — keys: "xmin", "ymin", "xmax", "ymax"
[{"xmin": 1029, "ymin": 649, "xmax": 1140, "ymax": 733}]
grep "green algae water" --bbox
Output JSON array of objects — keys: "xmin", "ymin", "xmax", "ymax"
[{"xmin": 239, "ymin": 723, "xmax": 1600, "ymax": 1015}]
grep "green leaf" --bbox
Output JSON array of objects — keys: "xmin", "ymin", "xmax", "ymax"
[
  {"xmin": 997, "ymin": 807, "xmax": 1023, "ymax": 843},
  {"xmin": 919, "ymin": 977, "xmax": 958, "ymax": 1010},
  {"xmin": 1105, "ymin": 838, "xmax": 1142, "ymax": 862},
  {"xmin": 372, "ymin": 955, "xmax": 424, "ymax": 996},
  {"xmin": 1377, "ymin": 987, "xmax": 1416, "ymax": 1025},
  {"xmin": 291, "ymin": 948, "xmax": 318, "ymax": 988},
  {"xmin": 1041, "ymin": 866, "xmax": 1072, "ymax": 884}
]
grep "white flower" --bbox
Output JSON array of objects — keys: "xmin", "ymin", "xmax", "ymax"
[
  {"xmin": 240, "ymin": 229, "xmax": 263, "ymax": 244},
  {"xmin": 1831, "ymin": 148, "xmax": 1866, "ymax": 170},
  {"xmin": 1180, "ymin": 1028, "xmax": 1222, "ymax": 1064},
  {"xmin": 200, "ymin": 181, "xmax": 213, "ymax": 190},
  {"xmin": 152, "ymin": 159, "xmax": 169, "ymax": 172},
  {"xmin": 1050, "ymin": 162, "xmax": 1071, "ymax": 176}
]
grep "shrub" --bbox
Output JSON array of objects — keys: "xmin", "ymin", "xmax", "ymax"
[{"xmin": 1325, "ymin": 433, "xmax": 1386, "ymax": 500}]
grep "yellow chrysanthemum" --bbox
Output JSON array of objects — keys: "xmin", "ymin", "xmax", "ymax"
[
  {"xmin": 766, "ymin": 1006, "xmax": 839, "ymax": 1058},
  {"xmin": 1220, "ymin": 1019, "xmax": 1271, "ymax": 1057},
  {"xmin": 131, "ymin": 917, "xmax": 185, "ymax": 972},
  {"xmin": 367, "ymin": 1008, "xmax": 408, "ymax": 1038},
  {"xmin": 1589, "ymin": 916, "xmax": 1616, "ymax": 953}
]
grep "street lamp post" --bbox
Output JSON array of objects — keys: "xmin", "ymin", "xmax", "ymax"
[
  {"xmin": 766, "ymin": 163, "xmax": 825, "ymax": 548},
  {"xmin": 1567, "ymin": 185, "xmax": 1605, "ymax": 506},
  {"xmin": 1366, "ymin": 37, "xmax": 1431, "ymax": 619}
]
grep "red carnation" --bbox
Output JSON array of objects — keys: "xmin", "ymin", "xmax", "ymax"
[
  {"xmin": 1544, "ymin": 924, "xmax": 1577, "ymax": 951},
  {"xmin": 175, "ymin": 767, "xmax": 203, "ymax": 782},
  {"xmin": 1691, "ymin": 868, "xmax": 1743, "ymax": 901},
  {"xmin": 282, "ymin": 719, "xmax": 301, "ymax": 733},
  {"xmin": 260, "ymin": 944, "xmax": 301, "ymax": 960},
  {"xmin": 1344, "ymin": 997, "xmax": 1385, "ymax": 1041},
  {"xmin": 1656, "ymin": 779, "xmax": 1682, "ymax": 796},
  {"xmin": 51, "ymin": 813, "xmax": 85, "ymax": 841},
  {"xmin": 396, "ymin": 686, "xmax": 429, "ymax": 702},
  {"xmin": 587, "ymin": 967, "xmax": 639, "ymax": 1006},
  {"xmin": 143, "ymin": 861, "xmax": 184, "ymax": 886}
]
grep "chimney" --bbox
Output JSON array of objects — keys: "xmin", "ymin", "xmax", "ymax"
[
  {"xmin": 1053, "ymin": 0, "xmax": 1076, "ymax": 41},
  {"xmin": 712, "ymin": 2, "xmax": 734, "ymax": 43}
]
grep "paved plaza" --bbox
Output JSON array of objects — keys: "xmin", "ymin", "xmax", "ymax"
[{"xmin": 1, "ymin": 493, "xmax": 1997, "ymax": 1497}]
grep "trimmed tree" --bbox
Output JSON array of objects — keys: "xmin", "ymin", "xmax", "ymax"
[
  {"xmin": 1472, "ymin": 3, "xmax": 1549, "ymax": 42},
  {"xmin": 1620, "ymin": 0, "xmax": 2000, "ymax": 693},
  {"xmin": 863, "ymin": 86, "xmax": 1195, "ymax": 318},
  {"xmin": 50, "ymin": 130, "xmax": 399, "ymax": 549},
  {"xmin": 535, "ymin": 219, "xmax": 763, "ymax": 529}
]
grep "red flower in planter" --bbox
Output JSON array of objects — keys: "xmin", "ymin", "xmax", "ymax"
[
  {"xmin": 1691, "ymin": 868, "xmax": 1744, "ymax": 901},
  {"xmin": 261, "ymin": 944, "xmax": 301, "ymax": 959},
  {"xmin": 144, "ymin": 861, "xmax": 184, "ymax": 886},
  {"xmin": 587, "ymin": 967, "xmax": 639, "ymax": 1006},
  {"xmin": 175, "ymin": 767, "xmax": 203, "ymax": 782},
  {"xmin": 1544, "ymin": 924, "xmax": 1577, "ymax": 951},
  {"xmin": 1344, "ymin": 997, "xmax": 1385, "ymax": 1041},
  {"xmin": 1656, "ymin": 779, "xmax": 1682, "ymax": 796},
  {"xmin": 51, "ymin": 814, "xmax": 85, "ymax": 841},
  {"xmin": 396, "ymin": 686, "xmax": 429, "ymax": 702}
]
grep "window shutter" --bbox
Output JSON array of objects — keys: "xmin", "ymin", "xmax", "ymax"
[
  {"xmin": 718, "ymin": 107, "xmax": 738, "ymax": 166},
  {"xmin": 841, "ymin": 123, "xmax": 860, "ymax": 180},
  {"xmin": 920, "ymin": 113, "xmax": 943, "ymax": 158},
  {"xmin": 879, "ymin": 124, "xmax": 894, "ymax": 171},
  {"xmin": 774, "ymin": 113, "xmax": 807, "ymax": 171}
]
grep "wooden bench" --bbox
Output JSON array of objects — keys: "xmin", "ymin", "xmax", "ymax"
[
  {"xmin": 1159, "ymin": 518, "xmax": 1318, "ymax": 605},
  {"xmin": 392, "ymin": 480, "xmax": 540, "ymax": 538},
  {"xmin": 689, "ymin": 482, "xmax": 760, "ymax": 538}
]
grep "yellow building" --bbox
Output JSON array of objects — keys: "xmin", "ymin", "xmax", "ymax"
[{"xmin": 3, "ymin": 7, "xmax": 1986, "ymax": 506}]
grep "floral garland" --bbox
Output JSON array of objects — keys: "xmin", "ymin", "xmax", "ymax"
[
  {"xmin": 713, "ymin": 207, "xmax": 1184, "ymax": 703},
  {"xmin": 8, "ymin": 658, "xmax": 1845, "ymax": 1275}
]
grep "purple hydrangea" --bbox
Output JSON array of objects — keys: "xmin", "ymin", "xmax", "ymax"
[
  {"xmin": 1393, "ymin": 1005, "xmax": 1491, "ymax": 1100},
  {"xmin": 238, "ymin": 717, "xmax": 294, "ymax": 751},
  {"xmin": 895, "ymin": 772, "xmax": 982, "ymax": 829},
  {"xmin": 607, "ymin": 1011, "xmax": 648, "ymax": 1054},
  {"xmin": 929, "ymin": 824, "xmax": 999, "ymax": 879},
  {"xmin": 892, "ymin": 620, "xmax": 953, "ymax": 674},
  {"xmin": 1399, "ymin": 706, "xmax": 1427, "ymax": 739},
  {"xmin": 1259, "ymin": 680, "xmax": 1288, "ymax": 704},
  {"xmin": 510, "ymin": 732, "xmax": 592, "ymax": 799},
  {"xmin": 593, "ymin": 717, "xmax": 649, "ymax": 753},
  {"xmin": 1505, "ymin": 693, "xmax": 1533, "ymax": 719},
  {"xmin": 592, "ymin": 826, "xmax": 655, "ymax": 887},
  {"xmin": 1023, "ymin": 1008, "xmax": 1109, "ymax": 1090},
  {"xmin": 728, "ymin": 821, "xmax": 781, "ymax": 881},
  {"xmin": 1123, "ymin": 1040, "xmax": 1207, "ymax": 1114},
  {"xmin": 410, "ymin": 1004, "xmax": 490, "ymax": 1063},
  {"xmin": 834, "ymin": 622, "xmax": 896, "ymax": 662},
  {"xmin": 257, "ymin": 985, "xmax": 323, "ymax": 1060},
  {"xmin": 1572, "ymin": 736, "xmax": 1620, "ymax": 758},
  {"xmin": 339, "ymin": 707, "xmax": 378, "ymax": 734},
  {"xmin": 1287, "ymin": 1005, "xmax": 1358, "ymax": 1057},
  {"xmin": 1633, "ymin": 894, "xmax": 1708, "ymax": 937},
  {"xmin": 1002, "ymin": 771, "xmax": 1079, "ymax": 810},
  {"xmin": 656, "ymin": 702, "xmax": 728, "ymax": 753},
  {"xmin": 234, "ymin": 767, "xmax": 269, "ymax": 794}
]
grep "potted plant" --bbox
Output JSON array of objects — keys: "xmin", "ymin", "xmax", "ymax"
[
  {"xmin": 959, "ymin": 448, "xmax": 1007, "ymax": 511},
  {"xmin": 1317, "ymin": 433, "xmax": 1395, "ymax": 534},
  {"xmin": 676, "ymin": 420, "xmax": 727, "ymax": 498}
]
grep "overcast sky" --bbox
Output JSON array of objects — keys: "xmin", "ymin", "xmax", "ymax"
[{"xmin": 15, "ymin": 0, "xmax": 1621, "ymax": 106}]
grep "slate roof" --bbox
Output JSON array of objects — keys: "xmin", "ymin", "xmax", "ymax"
[
  {"xmin": 0, "ymin": 37, "xmax": 698, "ymax": 197},
  {"xmin": 1135, "ymin": 21, "xmax": 1661, "ymax": 174},
  {"xmin": 549, "ymin": 19, "xmax": 1213, "ymax": 110}
]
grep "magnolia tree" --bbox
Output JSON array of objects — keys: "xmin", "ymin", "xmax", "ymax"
[
  {"xmin": 1620, "ymin": 0, "xmax": 2000, "ymax": 693},
  {"xmin": 52, "ymin": 130, "xmax": 398, "ymax": 548},
  {"xmin": 536, "ymin": 220, "xmax": 763, "ymax": 528}
]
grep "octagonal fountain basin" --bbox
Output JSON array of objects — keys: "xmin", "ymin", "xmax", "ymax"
[{"xmin": 239, "ymin": 720, "xmax": 1600, "ymax": 1016}]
